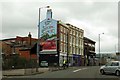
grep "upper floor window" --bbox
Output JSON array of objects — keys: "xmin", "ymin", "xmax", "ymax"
[
  {"xmin": 73, "ymin": 30, "xmax": 75, "ymax": 35},
  {"xmin": 23, "ymin": 41, "xmax": 27, "ymax": 45},
  {"xmin": 60, "ymin": 33, "xmax": 63, "ymax": 41},
  {"xmin": 60, "ymin": 26, "xmax": 63, "ymax": 32},
  {"xmin": 70, "ymin": 29, "xmax": 72, "ymax": 34}
]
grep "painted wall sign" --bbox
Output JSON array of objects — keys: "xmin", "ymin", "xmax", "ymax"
[{"xmin": 39, "ymin": 19, "xmax": 57, "ymax": 52}]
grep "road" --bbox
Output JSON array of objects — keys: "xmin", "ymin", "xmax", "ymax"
[{"xmin": 3, "ymin": 66, "xmax": 120, "ymax": 79}]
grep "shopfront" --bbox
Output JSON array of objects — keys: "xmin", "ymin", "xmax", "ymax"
[
  {"xmin": 39, "ymin": 53, "xmax": 59, "ymax": 67},
  {"xmin": 73, "ymin": 54, "xmax": 81, "ymax": 66},
  {"xmin": 59, "ymin": 53, "xmax": 67, "ymax": 67}
]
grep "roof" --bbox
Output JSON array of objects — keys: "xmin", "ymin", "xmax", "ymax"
[
  {"xmin": 66, "ymin": 23, "xmax": 84, "ymax": 32},
  {"xmin": 1, "ymin": 38, "xmax": 16, "ymax": 41},
  {"xmin": 84, "ymin": 37, "xmax": 96, "ymax": 43},
  {"xmin": 19, "ymin": 43, "xmax": 37, "ymax": 54},
  {"xmin": 58, "ymin": 21, "xmax": 69, "ymax": 29}
]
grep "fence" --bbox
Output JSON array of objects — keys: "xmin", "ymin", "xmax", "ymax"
[{"xmin": 2, "ymin": 54, "xmax": 37, "ymax": 70}]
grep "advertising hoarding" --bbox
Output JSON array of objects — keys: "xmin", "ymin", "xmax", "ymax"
[{"xmin": 39, "ymin": 19, "xmax": 57, "ymax": 53}]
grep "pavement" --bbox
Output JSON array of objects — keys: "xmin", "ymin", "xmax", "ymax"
[
  {"xmin": 2, "ymin": 68, "xmax": 49, "ymax": 77},
  {"xmin": 2, "ymin": 66, "xmax": 68, "ymax": 77},
  {"xmin": 2, "ymin": 66, "xmax": 96, "ymax": 77}
]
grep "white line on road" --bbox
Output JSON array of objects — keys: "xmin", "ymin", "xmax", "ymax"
[
  {"xmin": 73, "ymin": 69, "xmax": 82, "ymax": 72},
  {"xmin": 73, "ymin": 68, "xmax": 87, "ymax": 73},
  {"xmin": 82, "ymin": 68, "xmax": 87, "ymax": 70}
]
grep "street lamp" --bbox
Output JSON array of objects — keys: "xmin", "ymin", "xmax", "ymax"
[
  {"xmin": 67, "ymin": 31, "xmax": 69, "ymax": 68},
  {"xmin": 99, "ymin": 33, "xmax": 104, "ymax": 66},
  {"xmin": 37, "ymin": 6, "xmax": 50, "ymax": 71}
]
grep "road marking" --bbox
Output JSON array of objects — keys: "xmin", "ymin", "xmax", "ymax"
[
  {"xmin": 73, "ymin": 69, "xmax": 82, "ymax": 72},
  {"xmin": 82, "ymin": 68, "xmax": 87, "ymax": 70},
  {"xmin": 73, "ymin": 68, "xmax": 87, "ymax": 73}
]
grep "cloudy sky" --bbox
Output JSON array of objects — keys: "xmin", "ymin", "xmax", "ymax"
[{"xmin": 0, "ymin": 0, "xmax": 119, "ymax": 53}]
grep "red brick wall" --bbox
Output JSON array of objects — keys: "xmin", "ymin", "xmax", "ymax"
[
  {"xmin": 2, "ymin": 35, "xmax": 37, "ymax": 59},
  {"xmin": 31, "ymin": 54, "xmax": 37, "ymax": 59},
  {"xmin": 1, "ymin": 41, "xmax": 12, "ymax": 55},
  {"xmin": 19, "ymin": 50, "xmax": 37, "ymax": 60},
  {"xmin": 19, "ymin": 50, "xmax": 30, "ymax": 60},
  {"xmin": 16, "ymin": 36, "xmax": 37, "ymax": 46}
]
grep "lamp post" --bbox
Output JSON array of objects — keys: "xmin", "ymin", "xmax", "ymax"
[
  {"xmin": 67, "ymin": 31, "xmax": 69, "ymax": 68},
  {"xmin": 99, "ymin": 33, "xmax": 104, "ymax": 66},
  {"xmin": 37, "ymin": 6, "xmax": 50, "ymax": 71},
  {"xmin": 115, "ymin": 44, "xmax": 117, "ymax": 53}
]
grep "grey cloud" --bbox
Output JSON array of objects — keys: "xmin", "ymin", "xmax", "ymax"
[
  {"xmin": 1, "ymin": 2, "xmax": 118, "ymax": 53},
  {"xmin": 51, "ymin": 2, "xmax": 118, "ymax": 37}
]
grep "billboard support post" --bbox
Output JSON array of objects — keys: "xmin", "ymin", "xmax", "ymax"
[{"xmin": 37, "ymin": 6, "xmax": 50, "ymax": 72}]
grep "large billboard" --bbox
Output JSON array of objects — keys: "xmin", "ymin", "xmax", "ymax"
[{"xmin": 39, "ymin": 19, "xmax": 57, "ymax": 52}]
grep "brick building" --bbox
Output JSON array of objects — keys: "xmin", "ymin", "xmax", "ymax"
[
  {"xmin": 1, "ymin": 32, "xmax": 37, "ymax": 60},
  {"xmin": 84, "ymin": 37, "xmax": 96, "ymax": 66},
  {"xmin": 66, "ymin": 24, "xmax": 84, "ymax": 66},
  {"xmin": 39, "ymin": 9, "xmax": 84, "ymax": 67}
]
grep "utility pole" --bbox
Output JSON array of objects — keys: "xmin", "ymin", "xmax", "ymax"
[
  {"xmin": 67, "ymin": 31, "xmax": 69, "ymax": 67},
  {"xmin": 37, "ymin": 6, "xmax": 50, "ymax": 72},
  {"xmin": 98, "ymin": 33, "xmax": 104, "ymax": 66}
]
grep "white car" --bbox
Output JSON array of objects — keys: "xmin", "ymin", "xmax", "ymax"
[{"xmin": 100, "ymin": 61, "xmax": 120, "ymax": 76}]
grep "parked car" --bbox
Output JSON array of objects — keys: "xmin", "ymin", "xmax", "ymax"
[{"xmin": 100, "ymin": 61, "xmax": 120, "ymax": 76}]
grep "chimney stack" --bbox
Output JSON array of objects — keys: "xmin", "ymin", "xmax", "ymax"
[
  {"xmin": 28, "ymin": 32, "xmax": 32, "ymax": 46},
  {"xmin": 46, "ymin": 9, "xmax": 52, "ymax": 20}
]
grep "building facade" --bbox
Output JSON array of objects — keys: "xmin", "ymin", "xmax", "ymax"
[
  {"xmin": 39, "ymin": 9, "xmax": 84, "ymax": 67},
  {"xmin": 116, "ymin": 52, "xmax": 120, "ymax": 61},
  {"xmin": 66, "ymin": 24, "xmax": 84, "ymax": 66},
  {"xmin": 1, "ymin": 33, "xmax": 37, "ymax": 60},
  {"xmin": 84, "ymin": 37, "xmax": 96, "ymax": 66},
  {"xmin": 57, "ymin": 22, "xmax": 70, "ymax": 67}
]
